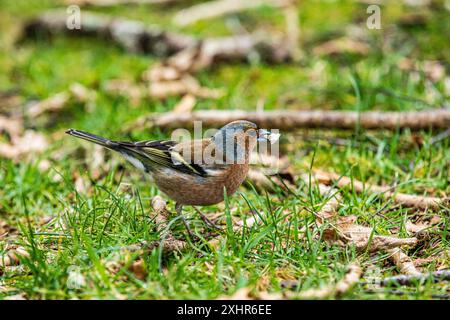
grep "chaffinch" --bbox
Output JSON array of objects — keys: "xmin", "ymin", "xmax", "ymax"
[{"xmin": 66, "ymin": 120, "xmax": 277, "ymax": 233}]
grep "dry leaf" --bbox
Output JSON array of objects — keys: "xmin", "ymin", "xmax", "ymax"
[
  {"xmin": 313, "ymin": 38, "xmax": 369, "ymax": 56},
  {"xmin": 74, "ymin": 176, "xmax": 87, "ymax": 194},
  {"xmin": 0, "ymin": 130, "xmax": 48, "ymax": 161},
  {"xmin": 295, "ymin": 264, "xmax": 362, "ymax": 299},
  {"xmin": 4, "ymin": 293, "xmax": 27, "ymax": 300},
  {"xmin": 301, "ymin": 174, "xmax": 420, "ymax": 252},
  {"xmin": 104, "ymin": 79, "xmax": 145, "ymax": 107},
  {"xmin": 69, "ymin": 82, "xmax": 96, "ymax": 102},
  {"xmin": 0, "ymin": 221, "xmax": 17, "ymax": 239},
  {"xmin": 399, "ymin": 58, "xmax": 446, "ymax": 82},
  {"xmin": 26, "ymin": 82, "xmax": 95, "ymax": 117},
  {"xmin": 39, "ymin": 215, "xmax": 55, "ymax": 226},
  {"xmin": 405, "ymin": 220, "xmax": 429, "ymax": 235},
  {"xmin": 37, "ymin": 159, "xmax": 52, "ymax": 172},
  {"xmin": 143, "ymin": 64, "xmax": 182, "ymax": 82},
  {"xmin": 413, "ymin": 257, "xmax": 435, "ymax": 267},
  {"xmin": 0, "ymin": 246, "xmax": 30, "ymax": 268},
  {"xmin": 165, "ymin": 48, "xmax": 200, "ymax": 74},
  {"xmin": 0, "ymin": 91, "xmax": 23, "ymax": 114},
  {"xmin": 387, "ymin": 248, "xmax": 421, "ymax": 276},
  {"xmin": 172, "ymin": 94, "xmax": 196, "ymax": 114},
  {"xmin": 218, "ymin": 287, "xmax": 254, "ymax": 300},
  {"xmin": 88, "ymin": 144, "xmax": 106, "ymax": 180},
  {"xmin": 314, "ymin": 170, "xmax": 444, "ymax": 210},
  {"xmin": 149, "ymin": 75, "xmax": 224, "ymax": 99},
  {"xmin": 324, "ymin": 217, "xmax": 418, "ymax": 252},
  {"xmin": 429, "ymin": 215, "xmax": 441, "ymax": 225},
  {"xmin": 129, "ymin": 259, "xmax": 147, "ymax": 280},
  {"xmin": 27, "ymin": 92, "xmax": 70, "ymax": 118},
  {"xmin": 0, "ymin": 115, "xmax": 23, "ymax": 137},
  {"xmin": 0, "ymin": 112, "xmax": 48, "ymax": 161},
  {"xmin": 220, "ymin": 264, "xmax": 361, "ymax": 300}
]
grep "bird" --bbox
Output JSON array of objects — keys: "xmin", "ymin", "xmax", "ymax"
[{"xmin": 66, "ymin": 120, "xmax": 277, "ymax": 235}]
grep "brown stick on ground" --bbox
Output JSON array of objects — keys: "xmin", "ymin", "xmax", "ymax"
[
  {"xmin": 23, "ymin": 10, "xmax": 291, "ymax": 62},
  {"xmin": 173, "ymin": 0, "xmax": 290, "ymax": 26},
  {"xmin": 387, "ymin": 248, "xmax": 421, "ymax": 276},
  {"xmin": 301, "ymin": 175, "xmax": 418, "ymax": 253},
  {"xmin": 371, "ymin": 270, "xmax": 450, "ymax": 287},
  {"xmin": 314, "ymin": 170, "xmax": 447, "ymax": 210},
  {"xmin": 66, "ymin": 0, "xmax": 178, "ymax": 6},
  {"xmin": 23, "ymin": 10, "xmax": 195, "ymax": 55},
  {"xmin": 131, "ymin": 109, "xmax": 450, "ymax": 131}
]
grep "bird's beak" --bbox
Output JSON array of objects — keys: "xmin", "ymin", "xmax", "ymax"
[{"xmin": 258, "ymin": 129, "xmax": 280, "ymax": 144}]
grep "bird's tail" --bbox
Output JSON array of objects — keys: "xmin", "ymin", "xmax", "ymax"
[
  {"xmin": 66, "ymin": 129, "xmax": 154, "ymax": 172},
  {"xmin": 65, "ymin": 129, "xmax": 120, "ymax": 149}
]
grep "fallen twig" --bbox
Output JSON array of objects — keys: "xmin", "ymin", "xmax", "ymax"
[
  {"xmin": 173, "ymin": 0, "xmax": 290, "ymax": 26},
  {"xmin": 129, "ymin": 109, "xmax": 450, "ymax": 132},
  {"xmin": 0, "ymin": 129, "xmax": 48, "ymax": 161},
  {"xmin": 24, "ymin": 10, "xmax": 291, "ymax": 62},
  {"xmin": 365, "ymin": 270, "xmax": 450, "ymax": 287},
  {"xmin": 26, "ymin": 83, "xmax": 95, "ymax": 118},
  {"xmin": 148, "ymin": 74, "xmax": 225, "ymax": 99},
  {"xmin": 364, "ymin": 288, "xmax": 450, "ymax": 299},
  {"xmin": 313, "ymin": 37, "xmax": 370, "ymax": 56},
  {"xmin": 323, "ymin": 216, "xmax": 418, "ymax": 252},
  {"xmin": 172, "ymin": 94, "xmax": 196, "ymax": 114},
  {"xmin": 66, "ymin": 0, "xmax": 177, "ymax": 6},
  {"xmin": 301, "ymin": 175, "xmax": 419, "ymax": 253},
  {"xmin": 314, "ymin": 170, "xmax": 447, "ymax": 210},
  {"xmin": 24, "ymin": 10, "xmax": 195, "ymax": 55},
  {"xmin": 387, "ymin": 248, "xmax": 421, "ymax": 276},
  {"xmin": 104, "ymin": 79, "xmax": 145, "ymax": 106}
]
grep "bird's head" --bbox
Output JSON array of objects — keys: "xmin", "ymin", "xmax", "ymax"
[{"xmin": 212, "ymin": 120, "xmax": 279, "ymax": 164}]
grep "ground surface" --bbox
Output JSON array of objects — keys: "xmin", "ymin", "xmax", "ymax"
[{"xmin": 0, "ymin": 0, "xmax": 449, "ymax": 299}]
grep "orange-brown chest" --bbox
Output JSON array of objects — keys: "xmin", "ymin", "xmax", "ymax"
[{"xmin": 153, "ymin": 164, "xmax": 249, "ymax": 206}]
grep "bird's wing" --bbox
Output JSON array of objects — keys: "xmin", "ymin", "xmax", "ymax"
[
  {"xmin": 172, "ymin": 139, "xmax": 229, "ymax": 176},
  {"xmin": 117, "ymin": 139, "xmax": 208, "ymax": 176}
]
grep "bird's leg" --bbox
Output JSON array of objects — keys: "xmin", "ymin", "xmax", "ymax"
[
  {"xmin": 192, "ymin": 206, "xmax": 222, "ymax": 231},
  {"xmin": 175, "ymin": 203, "xmax": 194, "ymax": 239}
]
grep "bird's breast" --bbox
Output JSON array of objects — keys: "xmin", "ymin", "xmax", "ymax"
[{"xmin": 152, "ymin": 164, "xmax": 249, "ymax": 206}]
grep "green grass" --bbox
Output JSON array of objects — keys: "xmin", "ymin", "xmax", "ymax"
[{"xmin": 0, "ymin": 0, "xmax": 449, "ymax": 299}]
